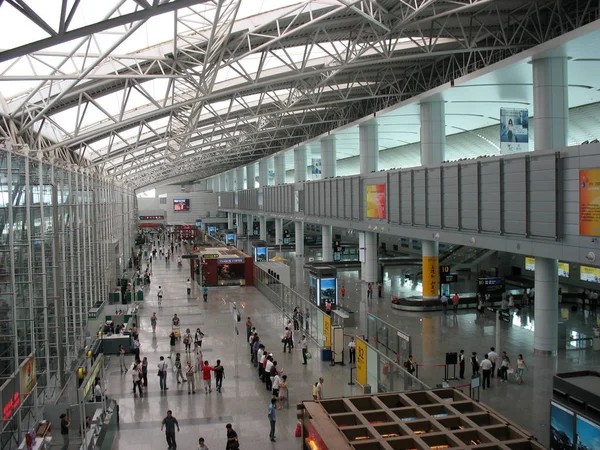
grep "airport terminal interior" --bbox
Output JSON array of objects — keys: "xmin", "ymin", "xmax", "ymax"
[{"xmin": 2, "ymin": 1, "xmax": 600, "ymax": 449}]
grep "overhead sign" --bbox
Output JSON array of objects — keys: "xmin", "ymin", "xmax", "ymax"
[
  {"xmin": 323, "ymin": 314, "xmax": 331, "ymax": 347},
  {"xmin": 439, "ymin": 265, "xmax": 450, "ymax": 274},
  {"xmin": 181, "ymin": 254, "xmax": 199, "ymax": 259},
  {"xmin": 202, "ymin": 254, "xmax": 219, "ymax": 259},
  {"xmin": 441, "ymin": 274, "xmax": 458, "ymax": 284},
  {"xmin": 218, "ymin": 258, "xmax": 244, "ymax": 264},
  {"xmin": 139, "ymin": 215, "xmax": 164, "ymax": 220},
  {"xmin": 500, "ymin": 107, "xmax": 528, "ymax": 154},
  {"xmin": 579, "ymin": 169, "xmax": 600, "ymax": 236},
  {"xmin": 355, "ymin": 338, "xmax": 367, "ymax": 386},
  {"xmin": 422, "ymin": 256, "xmax": 439, "ymax": 297}
]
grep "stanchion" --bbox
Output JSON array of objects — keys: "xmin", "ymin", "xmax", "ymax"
[{"xmin": 348, "ymin": 366, "xmax": 355, "ymax": 385}]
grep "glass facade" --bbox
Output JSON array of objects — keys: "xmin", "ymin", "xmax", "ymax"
[{"xmin": 0, "ymin": 146, "xmax": 135, "ymax": 446}]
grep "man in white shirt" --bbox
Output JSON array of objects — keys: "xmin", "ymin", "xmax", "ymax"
[
  {"xmin": 265, "ymin": 357, "xmax": 274, "ymax": 391},
  {"xmin": 94, "ymin": 381, "xmax": 102, "ymax": 402},
  {"xmin": 272, "ymin": 372, "xmax": 281, "ymax": 398},
  {"xmin": 316, "ymin": 377, "xmax": 324, "ymax": 400},
  {"xmin": 186, "ymin": 279, "xmax": 191, "ymax": 296},
  {"xmin": 299, "ymin": 335, "xmax": 308, "ymax": 365},
  {"xmin": 480, "ymin": 355, "xmax": 492, "ymax": 390},
  {"xmin": 348, "ymin": 338, "xmax": 356, "ymax": 364},
  {"xmin": 157, "ymin": 286, "xmax": 163, "ymax": 305},
  {"xmin": 440, "ymin": 294, "xmax": 448, "ymax": 312},
  {"xmin": 488, "ymin": 347, "xmax": 498, "ymax": 378}
]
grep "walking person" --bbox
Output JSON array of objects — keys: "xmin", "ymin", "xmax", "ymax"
[
  {"xmin": 157, "ymin": 286, "xmax": 163, "ymax": 305},
  {"xmin": 367, "ymin": 283, "xmax": 373, "ymax": 300},
  {"xmin": 440, "ymin": 293, "xmax": 448, "ymax": 313},
  {"xmin": 458, "ymin": 349, "xmax": 465, "ymax": 379},
  {"xmin": 131, "ymin": 361, "xmax": 143, "ymax": 397},
  {"xmin": 316, "ymin": 377, "xmax": 324, "ymax": 400},
  {"xmin": 197, "ymin": 437, "xmax": 209, "ymax": 450},
  {"xmin": 202, "ymin": 285, "xmax": 208, "ymax": 302},
  {"xmin": 183, "ymin": 328, "xmax": 192, "ymax": 353},
  {"xmin": 292, "ymin": 307, "xmax": 300, "ymax": 331},
  {"xmin": 278, "ymin": 375, "xmax": 288, "ymax": 409},
  {"xmin": 516, "ymin": 354, "xmax": 528, "ymax": 384},
  {"xmin": 59, "ymin": 413, "xmax": 70, "ymax": 450},
  {"xmin": 348, "ymin": 337, "xmax": 356, "ymax": 363},
  {"xmin": 151, "ymin": 312, "xmax": 157, "ymax": 332},
  {"xmin": 194, "ymin": 343, "xmax": 203, "ymax": 373},
  {"xmin": 299, "ymin": 335, "xmax": 308, "ymax": 364},
  {"xmin": 119, "ymin": 344, "xmax": 128, "ymax": 373},
  {"xmin": 168, "ymin": 331, "xmax": 177, "ymax": 359},
  {"xmin": 186, "ymin": 359, "xmax": 196, "ymax": 394},
  {"xmin": 340, "ymin": 285, "xmax": 346, "ymax": 300},
  {"xmin": 201, "ymin": 361, "xmax": 214, "ymax": 393},
  {"xmin": 452, "ymin": 293, "xmax": 460, "ymax": 313},
  {"xmin": 158, "ymin": 356, "xmax": 169, "ymax": 391},
  {"xmin": 471, "ymin": 352, "xmax": 479, "ymax": 377},
  {"xmin": 488, "ymin": 347, "xmax": 498, "ymax": 378},
  {"xmin": 132, "ymin": 337, "xmax": 141, "ymax": 362},
  {"xmin": 480, "ymin": 354, "xmax": 492, "ymax": 390},
  {"xmin": 141, "ymin": 357, "xmax": 148, "ymax": 388},
  {"xmin": 245, "ymin": 317, "xmax": 253, "ymax": 341},
  {"xmin": 194, "ymin": 328, "xmax": 204, "ymax": 348},
  {"xmin": 174, "ymin": 353, "xmax": 186, "ymax": 385},
  {"xmin": 268, "ymin": 398, "xmax": 277, "ymax": 442},
  {"xmin": 161, "ymin": 410, "xmax": 180, "ymax": 450},
  {"xmin": 378, "ymin": 282, "xmax": 383, "ymax": 298},
  {"xmin": 272, "ymin": 371, "xmax": 281, "ymax": 398},
  {"xmin": 214, "ymin": 360, "xmax": 224, "ymax": 393},
  {"xmin": 225, "ymin": 424, "xmax": 239, "ymax": 450},
  {"xmin": 186, "ymin": 279, "xmax": 191, "ymax": 296},
  {"xmin": 499, "ymin": 352, "xmax": 510, "ymax": 383},
  {"xmin": 283, "ymin": 327, "xmax": 293, "ymax": 353}
]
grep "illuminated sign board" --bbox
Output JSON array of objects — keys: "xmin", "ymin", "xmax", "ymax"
[
  {"xmin": 525, "ymin": 257, "xmax": 570, "ymax": 277},
  {"xmin": 581, "ymin": 265, "xmax": 600, "ymax": 283},
  {"xmin": 218, "ymin": 258, "xmax": 244, "ymax": 264},
  {"xmin": 139, "ymin": 215, "xmax": 164, "ymax": 220}
]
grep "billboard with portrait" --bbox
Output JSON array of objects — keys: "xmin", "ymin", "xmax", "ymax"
[
  {"xmin": 365, "ymin": 184, "xmax": 386, "ymax": 219},
  {"xmin": 173, "ymin": 198, "xmax": 190, "ymax": 211},
  {"xmin": 500, "ymin": 107, "xmax": 528, "ymax": 154}
]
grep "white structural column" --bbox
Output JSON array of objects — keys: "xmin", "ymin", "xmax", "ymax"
[
  {"xmin": 359, "ymin": 119, "xmax": 378, "ymax": 282},
  {"xmin": 236, "ymin": 167, "xmax": 245, "ymax": 191},
  {"xmin": 419, "ymin": 98, "xmax": 445, "ymax": 299},
  {"xmin": 206, "ymin": 177, "xmax": 213, "ymax": 191},
  {"xmin": 274, "ymin": 154, "xmax": 286, "ymax": 185},
  {"xmin": 533, "ymin": 57, "xmax": 568, "ymax": 151},
  {"xmin": 295, "ymin": 221, "xmax": 305, "ymax": 256},
  {"xmin": 258, "ymin": 159, "xmax": 268, "ymax": 187},
  {"xmin": 359, "ymin": 119, "xmax": 378, "ymax": 174},
  {"xmin": 321, "ymin": 135, "xmax": 337, "ymax": 178},
  {"xmin": 246, "ymin": 215, "xmax": 253, "ymax": 236},
  {"xmin": 420, "ymin": 98, "xmax": 446, "ymax": 166},
  {"xmin": 246, "ymin": 164, "xmax": 256, "ymax": 189},
  {"xmin": 531, "ymin": 57, "xmax": 567, "ymax": 354},
  {"xmin": 534, "ymin": 257, "xmax": 559, "ymax": 354},
  {"xmin": 294, "ymin": 146, "xmax": 308, "ymax": 183},
  {"xmin": 322, "ymin": 225, "xmax": 333, "ymax": 261},
  {"xmin": 228, "ymin": 213, "xmax": 234, "ymax": 229},
  {"xmin": 237, "ymin": 214, "xmax": 244, "ymax": 236},
  {"xmin": 275, "ymin": 219, "xmax": 283, "ymax": 244},
  {"xmin": 227, "ymin": 171, "xmax": 234, "ymax": 192},
  {"xmin": 259, "ymin": 217, "xmax": 267, "ymax": 241}
]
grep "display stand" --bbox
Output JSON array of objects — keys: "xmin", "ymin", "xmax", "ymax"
[{"xmin": 470, "ymin": 375, "xmax": 480, "ymax": 401}]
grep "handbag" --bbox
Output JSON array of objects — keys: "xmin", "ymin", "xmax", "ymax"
[
  {"xmin": 229, "ymin": 439, "xmax": 240, "ymax": 450},
  {"xmin": 305, "ymin": 351, "xmax": 312, "ymax": 360},
  {"xmin": 281, "ymin": 338, "xmax": 285, "ymax": 343}
]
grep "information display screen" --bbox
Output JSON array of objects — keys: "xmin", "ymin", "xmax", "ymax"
[
  {"xmin": 581, "ymin": 265, "xmax": 600, "ymax": 283},
  {"xmin": 576, "ymin": 414, "xmax": 600, "ymax": 450},
  {"xmin": 208, "ymin": 226, "xmax": 216, "ymax": 233},
  {"xmin": 173, "ymin": 198, "xmax": 190, "ymax": 211},
  {"xmin": 318, "ymin": 278, "xmax": 337, "ymax": 306},
  {"xmin": 225, "ymin": 233, "xmax": 236, "ymax": 245},
  {"xmin": 254, "ymin": 247, "xmax": 267, "ymax": 262}
]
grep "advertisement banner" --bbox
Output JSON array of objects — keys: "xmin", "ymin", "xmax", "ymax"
[
  {"xmin": 422, "ymin": 256, "xmax": 439, "ymax": 297},
  {"xmin": 323, "ymin": 314, "xmax": 331, "ymax": 347},
  {"xmin": 579, "ymin": 169, "xmax": 600, "ymax": 236},
  {"xmin": 20, "ymin": 355, "xmax": 36, "ymax": 398},
  {"xmin": 311, "ymin": 158, "xmax": 322, "ymax": 178},
  {"xmin": 365, "ymin": 184, "xmax": 386, "ymax": 219},
  {"xmin": 580, "ymin": 265, "xmax": 600, "ymax": 283},
  {"xmin": 500, "ymin": 107, "xmax": 529, "ymax": 154},
  {"xmin": 525, "ymin": 257, "xmax": 535, "ymax": 271},
  {"xmin": 355, "ymin": 338, "xmax": 367, "ymax": 386}
]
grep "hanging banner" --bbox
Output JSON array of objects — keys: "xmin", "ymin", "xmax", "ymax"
[
  {"xmin": 579, "ymin": 169, "xmax": 600, "ymax": 236},
  {"xmin": 323, "ymin": 314, "xmax": 331, "ymax": 347},
  {"xmin": 500, "ymin": 108, "xmax": 529, "ymax": 154},
  {"xmin": 356, "ymin": 338, "xmax": 367, "ymax": 386},
  {"xmin": 365, "ymin": 184, "xmax": 386, "ymax": 219},
  {"xmin": 19, "ymin": 356, "xmax": 36, "ymax": 397},
  {"xmin": 422, "ymin": 256, "xmax": 439, "ymax": 297},
  {"xmin": 311, "ymin": 158, "xmax": 322, "ymax": 178}
]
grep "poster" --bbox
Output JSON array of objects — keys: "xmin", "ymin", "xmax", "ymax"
[
  {"xmin": 500, "ymin": 107, "xmax": 529, "ymax": 154},
  {"xmin": 550, "ymin": 401, "xmax": 574, "ymax": 450},
  {"xmin": 422, "ymin": 256, "xmax": 439, "ymax": 297},
  {"xmin": 525, "ymin": 257, "xmax": 535, "ymax": 271},
  {"xmin": 366, "ymin": 184, "xmax": 386, "ymax": 219},
  {"xmin": 20, "ymin": 356, "xmax": 36, "ymax": 397},
  {"xmin": 579, "ymin": 169, "xmax": 600, "ymax": 236},
  {"xmin": 356, "ymin": 338, "xmax": 367, "ymax": 386},
  {"xmin": 311, "ymin": 158, "xmax": 322, "ymax": 177},
  {"xmin": 524, "ymin": 257, "xmax": 569, "ymax": 277},
  {"xmin": 323, "ymin": 314, "xmax": 331, "ymax": 347},
  {"xmin": 576, "ymin": 414, "xmax": 600, "ymax": 450},
  {"xmin": 580, "ymin": 265, "xmax": 600, "ymax": 283},
  {"xmin": 319, "ymin": 278, "xmax": 337, "ymax": 306}
]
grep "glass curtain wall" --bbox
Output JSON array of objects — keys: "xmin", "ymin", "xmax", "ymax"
[{"xmin": 0, "ymin": 145, "xmax": 135, "ymax": 449}]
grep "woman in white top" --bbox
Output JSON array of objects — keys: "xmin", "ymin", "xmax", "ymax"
[
  {"xmin": 186, "ymin": 279, "xmax": 191, "ymax": 295},
  {"xmin": 516, "ymin": 354, "xmax": 528, "ymax": 385}
]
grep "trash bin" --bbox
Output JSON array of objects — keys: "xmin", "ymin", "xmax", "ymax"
[
  {"xmin": 363, "ymin": 384, "xmax": 371, "ymax": 394},
  {"xmin": 321, "ymin": 348, "xmax": 332, "ymax": 362}
]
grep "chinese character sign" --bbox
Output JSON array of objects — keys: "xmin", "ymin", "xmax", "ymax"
[
  {"xmin": 422, "ymin": 256, "xmax": 439, "ymax": 298},
  {"xmin": 500, "ymin": 108, "xmax": 528, "ymax": 154},
  {"xmin": 365, "ymin": 184, "xmax": 386, "ymax": 219},
  {"xmin": 356, "ymin": 338, "xmax": 367, "ymax": 386},
  {"xmin": 580, "ymin": 169, "xmax": 600, "ymax": 236}
]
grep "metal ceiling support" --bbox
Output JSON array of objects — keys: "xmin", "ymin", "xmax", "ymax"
[
  {"xmin": 0, "ymin": 0, "xmax": 215, "ymax": 63},
  {"xmin": 0, "ymin": 0, "xmax": 597, "ymax": 188}
]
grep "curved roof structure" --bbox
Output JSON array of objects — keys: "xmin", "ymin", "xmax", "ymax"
[{"xmin": 0, "ymin": 0, "xmax": 596, "ymax": 189}]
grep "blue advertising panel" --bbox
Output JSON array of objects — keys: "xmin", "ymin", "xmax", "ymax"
[
  {"xmin": 225, "ymin": 233, "xmax": 236, "ymax": 245},
  {"xmin": 576, "ymin": 414, "xmax": 600, "ymax": 450},
  {"xmin": 500, "ymin": 107, "xmax": 528, "ymax": 154},
  {"xmin": 208, "ymin": 226, "xmax": 216, "ymax": 233},
  {"xmin": 254, "ymin": 247, "xmax": 267, "ymax": 262},
  {"xmin": 550, "ymin": 401, "xmax": 574, "ymax": 450},
  {"xmin": 318, "ymin": 278, "xmax": 337, "ymax": 307}
]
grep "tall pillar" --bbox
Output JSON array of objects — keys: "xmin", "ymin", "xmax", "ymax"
[
  {"xmin": 419, "ymin": 99, "xmax": 445, "ymax": 299},
  {"xmin": 359, "ymin": 119, "xmax": 378, "ymax": 174},
  {"xmin": 246, "ymin": 215, "xmax": 253, "ymax": 236},
  {"xmin": 420, "ymin": 98, "xmax": 446, "ymax": 166},
  {"xmin": 294, "ymin": 146, "xmax": 308, "ymax": 182},
  {"xmin": 295, "ymin": 221, "xmax": 305, "ymax": 256},
  {"xmin": 236, "ymin": 167, "xmax": 245, "ymax": 191},
  {"xmin": 226, "ymin": 171, "xmax": 234, "ymax": 192},
  {"xmin": 258, "ymin": 159, "xmax": 268, "ymax": 187},
  {"xmin": 275, "ymin": 219, "xmax": 283, "ymax": 244},
  {"xmin": 246, "ymin": 164, "xmax": 256, "ymax": 189},
  {"xmin": 206, "ymin": 178, "xmax": 213, "ymax": 191},
  {"xmin": 274, "ymin": 154, "xmax": 286, "ymax": 185},
  {"xmin": 219, "ymin": 174, "xmax": 226, "ymax": 192},
  {"xmin": 533, "ymin": 57, "xmax": 568, "ymax": 151},
  {"xmin": 259, "ymin": 216, "xmax": 267, "ymax": 241},
  {"xmin": 321, "ymin": 135, "xmax": 337, "ymax": 179},
  {"xmin": 421, "ymin": 240, "xmax": 439, "ymax": 300},
  {"xmin": 237, "ymin": 214, "xmax": 244, "ymax": 236},
  {"xmin": 359, "ymin": 119, "xmax": 378, "ymax": 281},
  {"xmin": 322, "ymin": 225, "xmax": 333, "ymax": 261},
  {"xmin": 534, "ymin": 257, "xmax": 558, "ymax": 354},
  {"xmin": 227, "ymin": 213, "xmax": 234, "ymax": 229},
  {"xmin": 361, "ymin": 231, "xmax": 378, "ymax": 282}
]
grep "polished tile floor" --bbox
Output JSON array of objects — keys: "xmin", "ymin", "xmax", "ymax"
[{"xmin": 106, "ymin": 246, "xmax": 600, "ymax": 449}]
